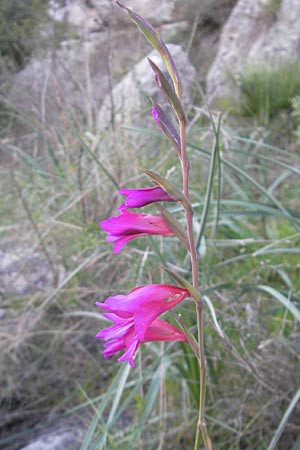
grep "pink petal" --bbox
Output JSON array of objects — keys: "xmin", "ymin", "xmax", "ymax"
[
  {"xmin": 103, "ymin": 285, "xmax": 188, "ymax": 316},
  {"xmin": 109, "ymin": 234, "xmax": 140, "ymax": 254},
  {"xmin": 101, "ymin": 211, "xmax": 173, "ymax": 236},
  {"xmin": 96, "ymin": 318, "xmax": 133, "ymax": 340},
  {"xmin": 103, "ymin": 340, "xmax": 125, "ymax": 358},
  {"xmin": 144, "ymin": 319, "xmax": 187, "ymax": 342},
  {"xmin": 117, "ymin": 339, "xmax": 140, "ymax": 367},
  {"xmin": 118, "ymin": 187, "xmax": 174, "ymax": 209}
]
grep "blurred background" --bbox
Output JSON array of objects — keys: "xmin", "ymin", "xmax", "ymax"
[{"xmin": 1, "ymin": 1, "xmax": 300, "ymax": 449}]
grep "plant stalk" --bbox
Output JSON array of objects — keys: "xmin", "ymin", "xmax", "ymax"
[
  {"xmin": 194, "ymin": 301, "xmax": 212, "ymax": 450},
  {"xmin": 179, "ymin": 118, "xmax": 212, "ymax": 450}
]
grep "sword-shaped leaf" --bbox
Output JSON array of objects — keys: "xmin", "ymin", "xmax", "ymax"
[{"xmin": 156, "ymin": 204, "xmax": 189, "ymax": 251}]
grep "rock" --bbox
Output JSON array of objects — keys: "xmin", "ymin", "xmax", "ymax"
[
  {"xmin": 10, "ymin": 32, "xmax": 111, "ymax": 125},
  {"xmin": 9, "ymin": 0, "xmax": 238, "ymax": 126},
  {"xmin": 0, "ymin": 246, "xmax": 59, "ymax": 296},
  {"xmin": 19, "ymin": 422, "xmax": 84, "ymax": 450},
  {"xmin": 48, "ymin": 0, "xmax": 111, "ymax": 35},
  {"xmin": 206, "ymin": 0, "xmax": 300, "ymax": 102},
  {"xmin": 113, "ymin": 0, "xmax": 176, "ymax": 25},
  {"xmin": 96, "ymin": 44, "xmax": 197, "ymax": 130},
  {"xmin": 9, "ymin": 2, "xmax": 191, "ymax": 126},
  {"xmin": 49, "ymin": 0, "xmax": 189, "ymax": 33},
  {"xmin": 112, "ymin": 0, "xmax": 236, "ymax": 28}
]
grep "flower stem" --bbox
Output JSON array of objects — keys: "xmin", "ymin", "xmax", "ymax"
[
  {"xmin": 194, "ymin": 300, "xmax": 212, "ymax": 450},
  {"xmin": 179, "ymin": 116, "xmax": 212, "ymax": 450},
  {"xmin": 179, "ymin": 121, "xmax": 199, "ymax": 289}
]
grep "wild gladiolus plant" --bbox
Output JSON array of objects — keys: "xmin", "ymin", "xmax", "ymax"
[{"xmin": 96, "ymin": 2, "xmax": 213, "ymax": 449}]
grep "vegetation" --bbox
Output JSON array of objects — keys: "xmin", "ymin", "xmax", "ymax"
[
  {"xmin": 0, "ymin": 0, "xmax": 48, "ymax": 72},
  {"xmin": 291, "ymin": 95, "xmax": 300, "ymax": 143},
  {"xmin": 0, "ymin": 4, "xmax": 300, "ymax": 450},
  {"xmin": 263, "ymin": 0, "xmax": 283, "ymax": 20},
  {"xmin": 221, "ymin": 60, "xmax": 300, "ymax": 125}
]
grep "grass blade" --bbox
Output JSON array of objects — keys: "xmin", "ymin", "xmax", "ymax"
[
  {"xmin": 196, "ymin": 115, "xmax": 222, "ymax": 250},
  {"xmin": 256, "ymin": 285, "xmax": 300, "ymax": 322},
  {"xmin": 266, "ymin": 387, "xmax": 300, "ymax": 450}
]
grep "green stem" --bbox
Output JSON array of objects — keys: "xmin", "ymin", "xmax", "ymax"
[
  {"xmin": 179, "ymin": 121, "xmax": 199, "ymax": 289},
  {"xmin": 196, "ymin": 115, "xmax": 221, "ymax": 251},
  {"xmin": 194, "ymin": 301, "xmax": 212, "ymax": 450},
  {"xmin": 179, "ymin": 118, "xmax": 212, "ymax": 450}
]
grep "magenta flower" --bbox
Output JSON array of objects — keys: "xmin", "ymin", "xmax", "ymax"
[
  {"xmin": 100, "ymin": 210, "xmax": 174, "ymax": 253},
  {"xmin": 119, "ymin": 186, "xmax": 175, "ymax": 210},
  {"xmin": 96, "ymin": 284, "xmax": 189, "ymax": 366}
]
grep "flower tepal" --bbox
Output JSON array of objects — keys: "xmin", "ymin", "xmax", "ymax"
[
  {"xmin": 100, "ymin": 210, "xmax": 174, "ymax": 253},
  {"xmin": 98, "ymin": 315, "xmax": 186, "ymax": 367},
  {"xmin": 96, "ymin": 284, "xmax": 189, "ymax": 366},
  {"xmin": 119, "ymin": 186, "xmax": 175, "ymax": 210}
]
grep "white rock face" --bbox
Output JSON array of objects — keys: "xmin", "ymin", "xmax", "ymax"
[
  {"xmin": 9, "ymin": 1, "xmax": 196, "ymax": 124},
  {"xmin": 49, "ymin": 0, "xmax": 180, "ymax": 31},
  {"xmin": 19, "ymin": 424, "xmax": 84, "ymax": 450},
  {"xmin": 113, "ymin": 0, "xmax": 176, "ymax": 25},
  {"xmin": 48, "ymin": 0, "xmax": 111, "ymax": 34},
  {"xmin": 10, "ymin": 32, "xmax": 110, "ymax": 124},
  {"xmin": 0, "ymin": 248, "xmax": 57, "ymax": 296},
  {"xmin": 206, "ymin": 0, "xmax": 300, "ymax": 102},
  {"xmin": 97, "ymin": 44, "xmax": 197, "ymax": 130}
]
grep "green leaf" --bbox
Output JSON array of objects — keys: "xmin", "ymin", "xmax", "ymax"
[
  {"xmin": 266, "ymin": 387, "xmax": 300, "ymax": 450},
  {"xmin": 196, "ymin": 113, "xmax": 222, "ymax": 250},
  {"xmin": 256, "ymin": 285, "xmax": 300, "ymax": 322},
  {"xmin": 160, "ymin": 265, "xmax": 202, "ymax": 303},
  {"xmin": 156, "ymin": 204, "xmax": 189, "ymax": 250},
  {"xmin": 143, "ymin": 168, "xmax": 189, "ymax": 207}
]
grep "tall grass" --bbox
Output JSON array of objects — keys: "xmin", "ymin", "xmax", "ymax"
[
  {"xmin": 222, "ymin": 60, "xmax": 300, "ymax": 125},
  {"xmin": 0, "ymin": 56, "xmax": 184, "ymax": 447},
  {"xmin": 72, "ymin": 116, "xmax": 300, "ymax": 449}
]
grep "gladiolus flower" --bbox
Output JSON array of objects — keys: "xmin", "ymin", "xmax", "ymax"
[
  {"xmin": 118, "ymin": 186, "xmax": 175, "ymax": 210},
  {"xmin": 100, "ymin": 210, "xmax": 174, "ymax": 253},
  {"xmin": 96, "ymin": 284, "xmax": 189, "ymax": 366}
]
